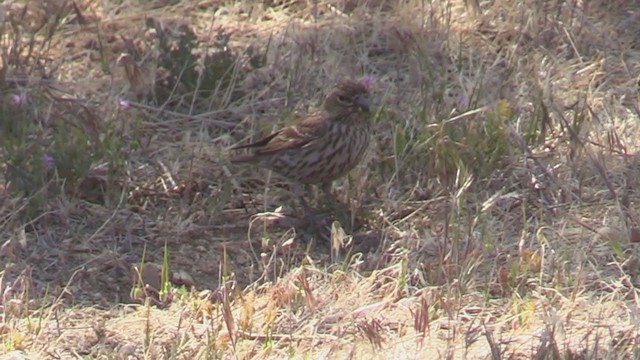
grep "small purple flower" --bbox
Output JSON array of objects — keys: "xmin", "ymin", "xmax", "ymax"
[
  {"xmin": 455, "ymin": 95, "xmax": 469, "ymax": 109},
  {"xmin": 359, "ymin": 75, "xmax": 375, "ymax": 89},
  {"xmin": 118, "ymin": 98, "xmax": 130, "ymax": 108},
  {"xmin": 10, "ymin": 92, "xmax": 27, "ymax": 106},
  {"xmin": 42, "ymin": 153, "xmax": 55, "ymax": 171}
]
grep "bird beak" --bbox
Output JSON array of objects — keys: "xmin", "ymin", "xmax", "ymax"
[{"xmin": 353, "ymin": 94, "xmax": 371, "ymax": 112}]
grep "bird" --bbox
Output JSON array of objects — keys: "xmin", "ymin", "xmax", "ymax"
[{"xmin": 229, "ymin": 78, "xmax": 373, "ymax": 214}]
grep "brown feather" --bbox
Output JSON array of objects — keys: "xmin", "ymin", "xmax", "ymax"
[
  {"xmin": 229, "ymin": 113, "xmax": 329, "ymax": 162},
  {"xmin": 229, "ymin": 78, "xmax": 372, "ymax": 187},
  {"xmin": 229, "ymin": 132, "xmax": 280, "ymax": 151}
]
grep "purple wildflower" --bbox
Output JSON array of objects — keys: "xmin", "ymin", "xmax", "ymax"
[
  {"xmin": 118, "ymin": 98, "xmax": 130, "ymax": 108},
  {"xmin": 10, "ymin": 92, "xmax": 27, "ymax": 106},
  {"xmin": 455, "ymin": 95, "xmax": 469, "ymax": 109},
  {"xmin": 359, "ymin": 75, "xmax": 375, "ymax": 89},
  {"xmin": 42, "ymin": 153, "xmax": 55, "ymax": 171}
]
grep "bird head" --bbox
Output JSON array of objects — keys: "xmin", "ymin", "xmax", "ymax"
[{"xmin": 323, "ymin": 79, "xmax": 372, "ymax": 115}]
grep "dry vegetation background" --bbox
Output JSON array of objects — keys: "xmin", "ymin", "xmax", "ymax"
[{"xmin": 3, "ymin": 0, "xmax": 640, "ymax": 358}]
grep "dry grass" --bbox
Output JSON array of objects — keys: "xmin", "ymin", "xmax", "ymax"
[{"xmin": 3, "ymin": 0, "xmax": 640, "ymax": 358}]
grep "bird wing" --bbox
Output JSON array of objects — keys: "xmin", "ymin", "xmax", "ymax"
[{"xmin": 232, "ymin": 113, "xmax": 329, "ymax": 157}]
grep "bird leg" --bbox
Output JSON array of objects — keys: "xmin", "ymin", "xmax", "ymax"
[
  {"xmin": 291, "ymin": 183, "xmax": 313, "ymax": 214},
  {"xmin": 319, "ymin": 181, "xmax": 343, "ymax": 210},
  {"xmin": 320, "ymin": 182, "xmax": 333, "ymax": 199},
  {"xmin": 319, "ymin": 181, "xmax": 353, "ymax": 231},
  {"xmin": 291, "ymin": 183, "xmax": 330, "ymax": 239}
]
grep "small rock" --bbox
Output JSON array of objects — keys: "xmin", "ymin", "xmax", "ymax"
[
  {"xmin": 130, "ymin": 263, "xmax": 163, "ymax": 290},
  {"xmin": 595, "ymin": 226, "xmax": 625, "ymax": 243},
  {"xmin": 172, "ymin": 270, "xmax": 195, "ymax": 287}
]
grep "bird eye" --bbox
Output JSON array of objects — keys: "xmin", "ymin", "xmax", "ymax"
[{"xmin": 336, "ymin": 95, "xmax": 349, "ymax": 104}]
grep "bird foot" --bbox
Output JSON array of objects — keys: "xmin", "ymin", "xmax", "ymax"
[{"xmin": 295, "ymin": 208, "xmax": 332, "ymax": 242}]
